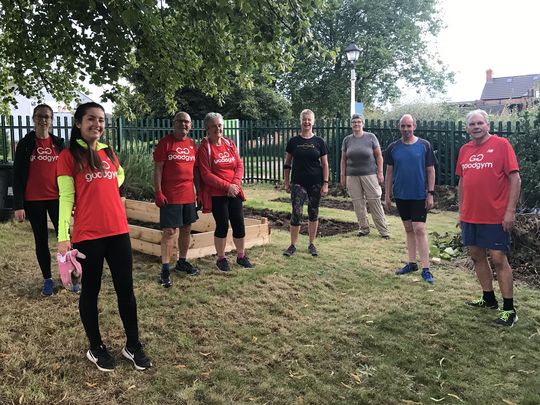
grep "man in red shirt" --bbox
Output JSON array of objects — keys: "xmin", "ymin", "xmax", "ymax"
[
  {"xmin": 154, "ymin": 112, "xmax": 200, "ymax": 287},
  {"xmin": 456, "ymin": 109, "xmax": 521, "ymax": 327}
]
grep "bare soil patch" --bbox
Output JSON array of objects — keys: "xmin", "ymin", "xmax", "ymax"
[{"xmin": 243, "ymin": 207, "xmax": 358, "ymax": 237}]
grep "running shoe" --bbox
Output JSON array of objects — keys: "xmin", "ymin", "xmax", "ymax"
[
  {"xmin": 216, "ymin": 258, "xmax": 231, "ymax": 272},
  {"xmin": 465, "ymin": 298, "xmax": 498, "ymax": 309},
  {"xmin": 42, "ymin": 278, "xmax": 54, "ymax": 296},
  {"xmin": 175, "ymin": 260, "xmax": 200, "ymax": 276},
  {"xmin": 395, "ymin": 263, "xmax": 418, "ymax": 275},
  {"xmin": 159, "ymin": 271, "xmax": 172, "ymax": 288},
  {"xmin": 237, "ymin": 256, "xmax": 254, "ymax": 268},
  {"xmin": 283, "ymin": 244, "xmax": 297, "ymax": 257},
  {"xmin": 308, "ymin": 243, "xmax": 318, "ymax": 257},
  {"xmin": 122, "ymin": 343, "xmax": 153, "ymax": 370},
  {"xmin": 421, "ymin": 269, "xmax": 435, "ymax": 284},
  {"xmin": 86, "ymin": 345, "xmax": 115, "ymax": 372},
  {"xmin": 494, "ymin": 310, "xmax": 518, "ymax": 327}
]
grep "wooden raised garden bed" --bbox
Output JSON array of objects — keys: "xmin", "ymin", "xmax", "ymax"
[{"xmin": 125, "ymin": 199, "xmax": 271, "ymax": 259}]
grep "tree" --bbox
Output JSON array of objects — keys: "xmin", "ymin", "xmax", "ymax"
[
  {"xmin": 278, "ymin": 0, "xmax": 453, "ymax": 118},
  {"xmin": 0, "ymin": 0, "xmax": 321, "ymax": 111},
  {"xmin": 113, "ymin": 83, "xmax": 292, "ymax": 120}
]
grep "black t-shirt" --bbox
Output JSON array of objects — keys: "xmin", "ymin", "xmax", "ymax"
[{"xmin": 286, "ymin": 135, "xmax": 329, "ymax": 186}]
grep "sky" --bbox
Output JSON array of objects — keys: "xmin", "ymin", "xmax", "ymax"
[
  {"xmin": 416, "ymin": 0, "xmax": 540, "ymax": 102},
  {"xmin": 90, "ymin": 0, "xmax": 540, "ymax": 111}
]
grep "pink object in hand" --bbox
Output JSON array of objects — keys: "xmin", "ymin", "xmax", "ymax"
[{"xmin": 57, "ymin": 249, "xmax": 86, "ymax": 290}]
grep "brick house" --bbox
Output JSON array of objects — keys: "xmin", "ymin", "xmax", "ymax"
[{"xmin": 476, "ymin": 69, "xmax": 540, "ymax": 114}]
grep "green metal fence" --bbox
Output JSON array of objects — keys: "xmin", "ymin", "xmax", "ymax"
[{"xmin": 0, "ymin": 115, "xmax": 524, "ymax": 186}]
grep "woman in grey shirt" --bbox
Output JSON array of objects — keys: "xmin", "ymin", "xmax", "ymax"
[{"xmin": 340, "ymin": 114, "xmax": 390, "ymax": 239}]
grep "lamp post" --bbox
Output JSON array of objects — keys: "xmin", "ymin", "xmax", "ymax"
[{"xmin": 344, "ymin": 44, "xmax": 361, "ymax": 118}]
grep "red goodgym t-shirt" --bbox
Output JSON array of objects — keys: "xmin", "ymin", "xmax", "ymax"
[
  {"xmin": 25, "ymin": 137, "xmax": 60, "ymax": 201},
  {"xmin": 456, "ymin": 135, "xmax": 519, "ymax": 224},
  {"xmin": 153, "ymin": 134, "xmax": 197, "ymax": 204},
  {"xmin": 57, "ymin": 149, "xmax": 129, "ymax": 243}
]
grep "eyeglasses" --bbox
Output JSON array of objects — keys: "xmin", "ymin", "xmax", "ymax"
[{"xmin": 35, "ymin": 114, "xmax": 52, "ymax": 120}]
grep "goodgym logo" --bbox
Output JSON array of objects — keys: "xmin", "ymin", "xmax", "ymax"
[
  {"xmin": 84, "ymin": 159, "xmax": 118, "ymax": 182},
  {"xmin": 30, "ymin": 146, "xmax": 58, "ymax": 162},
  {"xmin": 469, "ymin": 154, "xmax": 484, "ymax": 162},
  {"xmin": 214, "ymin": 151, "xmax": 235, "ymax": 164},
  {"xmin": 168, "ymin": 146, "xmax": 195, "ymax": 161},
  {"xmin": 462, "ymin": 153, "xmax": 493, "ymax": 170}
]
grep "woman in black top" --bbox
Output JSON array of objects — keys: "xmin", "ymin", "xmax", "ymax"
[{"xmin": 283, "ymin": 109, "xmax": 329, "ymax": 257}]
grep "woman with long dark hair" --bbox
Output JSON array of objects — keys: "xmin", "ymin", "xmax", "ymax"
[
  {"xmin": 57, "ymin": 102, "xmax": 152, "ymax": 372},
  {"xmin": 13, "ymin": 104, "xmax": 64, "ymax": 296}
]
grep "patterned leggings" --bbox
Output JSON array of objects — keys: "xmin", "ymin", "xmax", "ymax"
[{"xmin": 290, "ymin": 183, "xmax": 322, "ymax": 226}]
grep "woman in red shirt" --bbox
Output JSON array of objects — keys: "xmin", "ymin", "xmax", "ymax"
[
  {"xmin": 13, "ymin": 104, "xmax": 64, "ymax": 296},
  {"xmin": 197, "ymin": 112, "xmax": 253, "ymax": 272},
  {"xmin": 57, "ymin": 102, "xmax": 152, "ymax": 372}
]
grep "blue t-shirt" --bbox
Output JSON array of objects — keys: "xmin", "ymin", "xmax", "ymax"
[{"xmin": 385, "ymin": 138, "xmax": 436, "ymax": 200}]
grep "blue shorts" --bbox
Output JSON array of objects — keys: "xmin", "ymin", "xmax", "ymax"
[
  {"xmin": 395, "ymin": 199, "xmax": 427, "ymax": 222},
  {"xmin": 461, "ymin": 222, "xmax": 511, "ymax": 252},
  {"xmin": 160, "ymin": 203, "xmax": 198, "ymax": 229}
]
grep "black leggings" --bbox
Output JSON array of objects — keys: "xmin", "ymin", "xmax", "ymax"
[
  {"xmin": 74, "ymin": 233, "xmax": 139, "ymax": 350},
  {"xmin": 24, "ymin": 199, "xmax": 59, "ymax": 279},
  {"xmin": 211, "ymin": 196, "xmax": 246, "ymax": 239}
]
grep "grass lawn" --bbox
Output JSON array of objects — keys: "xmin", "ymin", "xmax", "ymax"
[{"xmin": 0, "ymin": 183, "xmax": 539, "ymax": 404}]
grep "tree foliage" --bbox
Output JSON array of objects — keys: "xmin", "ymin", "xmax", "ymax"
[
  {"xmin": 278, "ymin": 0, "xmax": 453, "ymax": 118},
  {"xmin": 509, "ymin": 108, "xmax": 540, "ymax": 208},
  {"xmin": 0, "ymin": 0, "xmax": 320, "ymax": 111}
]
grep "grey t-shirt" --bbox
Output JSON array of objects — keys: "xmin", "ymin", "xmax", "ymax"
[{"xmin": 341, "ymin": 131, "xmax": 380, "ymax": 176}]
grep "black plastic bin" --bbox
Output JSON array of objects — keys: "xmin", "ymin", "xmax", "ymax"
[{"xmin": 0, "ymin": 163, "xmax": 14, "ymax": 222}]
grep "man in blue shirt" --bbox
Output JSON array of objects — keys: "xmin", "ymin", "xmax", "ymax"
[{"xmin": 384, "ymin": 114, "xmax": 436, "ymax": 283}]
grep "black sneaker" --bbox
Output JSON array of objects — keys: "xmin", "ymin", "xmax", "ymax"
[
  {"xmin": 159, "ymin": 272, "xmax": 172, "ymax": 288},
  {"xmin": 86, "ymin": 345, "xmax": 115, "ymax": 372},
  {"xmin": 216, "ymin": 258, "xmax": 230, "ymax": 272},
  {"xmin": 465, "ymin": 298, "xmax": 498, "ymax": 309},
  {"xmin": 175, "ymin": 260, "xmax": 200, "ymax": 276},
  {"xmin": 357, "ymin": 231, "xmax": 369, "ymax": 237},
  {"xmin": 122, "ymin": 343, "xmax": 153, "ymax": 371},
  {"xmin": 237, "ymin": 256, "xmax": 254, "ymax": 268},
  {"xmin": 381, "ymin": 235, "xmax": 390, "ymax": 240},
  {"xmin": 494, "ymin": 310, "xmax": 518, "ymax": 327},
  {"xmin": 308, "ymin": 243, "xmax": 318, "ymax": 257},
  {"xmin": 283, "ymin": 244, "xmax": 296, "ymax": 257}
]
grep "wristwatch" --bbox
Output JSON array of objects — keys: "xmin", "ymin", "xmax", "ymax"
[{"xmin": 427, "ymin": 190, "xmax": 435, "ymax": 195}]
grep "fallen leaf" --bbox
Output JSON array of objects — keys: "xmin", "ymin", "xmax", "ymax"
[
  {"xmin": 85, "ymin": 382, "xmax": 97, "ymax": 388},
  {"xmin": 350, "ymin": 373, "xmax": 362, "ymax": 383},
  {"xmin": 252, "ymin": 336, "xmax": 258, "ymax": 343},
  {"xmin": 340, "ymin": 382, "xmax": 352, "ymax": 389},
  {"xmin": 127, "ymin": 385, "xmax": 136, "ymax": 390},
  {"xmin": 366, "ymin": 320, "xmax": 374, "ymax": 324},
  {"xmin": 447, "ymin": 393, "xmax": 463, "ymax": 402},
  {"xmin": 199, "ymin": 352, "xmax": 212, "ymax": 357},
  {"xmin": 430, "ymin": 398, "xmax": 445, "ymax": 402},
  {"xmin": 19, "ymin": 394, "xmax": 24, "ymax": 404},
  {"xmin": 502, "ymin": 400, "xmax": 518, "ymax": 405},
  {"xmin": 510, "ymin": 355, "xmax": 516, "ymax": 360},
  {"xmin": 175, "ymin": 364, "xmax": 187, "ymax": 369},
  {"xmin": 428, "ymin": 333, "xmax": 439, "ymax": 337},
  {"xmin": 439, "ymin": 357, "xmax": 446, "ymax": 367}
]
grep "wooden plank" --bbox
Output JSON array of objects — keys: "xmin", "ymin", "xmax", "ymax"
[{"xmin": 129, "ymin": 222, "xmax": 270, "ymax": 259}]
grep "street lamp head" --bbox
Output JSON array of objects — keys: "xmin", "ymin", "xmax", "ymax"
[{"xmin": 345, "ymin": 43, "xmax": 361, "ymax": 64}]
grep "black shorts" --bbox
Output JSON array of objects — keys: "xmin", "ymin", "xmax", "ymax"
[
  {"xmin": 160, "ymin": 203, "xmax": 198, "ymax": 228},
  {"xmin": 394, "ymin": 199, "xmax": 427, "ymax": 222}
]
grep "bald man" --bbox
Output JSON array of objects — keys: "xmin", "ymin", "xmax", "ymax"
[
  {"xmin": 153, "ymin": 111, "xmax": 201, "ymax": 287},
  {"xmin": 384, "ymin": 114, "xmax": 436, "ymax": 283}
]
